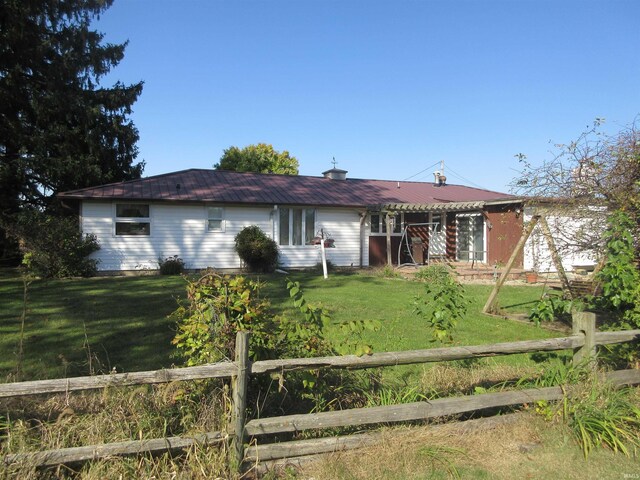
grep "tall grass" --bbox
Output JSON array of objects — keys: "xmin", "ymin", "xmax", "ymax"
[
  {"xmin": 564, "ymin": 377, "xmax": 640, "ymax": 458},
  {"xmin": 0, "ymin": 382, "xmax": 232, "ymax": 479}
]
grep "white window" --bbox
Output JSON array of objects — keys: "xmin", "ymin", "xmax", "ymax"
[
  {"xmin": 207, "ymin": 206, "xmax": 225, "ymax": 232},
  {"xmin": 370, "ymin": 212, "xmax": 402, "ymax": 235},
  {"xmin": 278, "ymin": 207, "xmax": 316, "ymax": 246},
  {"xmin": 456, "ymin": 213, "xmax": 485, "ymax": 262},
  {"xmin": 115, "ymin": 203, "xmax": 150, "ymax": 236}
]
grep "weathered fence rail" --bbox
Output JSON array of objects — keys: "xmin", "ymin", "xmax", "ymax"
[
  {"xmin": 3, "ymin": 331, "xmax": 638, "ymax": 400},
  {"xmin": 3, "ymin": 432, "xmax": 226, "ymax": 468},
  {"xmin": 0, "ymin": 362, "xmax": 237, "ymax": 399},
  {"xmin": 2, "ymin": 314, "xmax": 640, "ymax": 472}
]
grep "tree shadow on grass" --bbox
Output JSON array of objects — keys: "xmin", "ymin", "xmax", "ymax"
[{"xmin": 0, "ymin": 274, "xmax": 186, "ymax": 380}]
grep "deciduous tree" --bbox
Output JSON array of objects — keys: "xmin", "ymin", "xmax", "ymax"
[
  {"xmin": 512, "ymin": 119, "xmax": 640, "ymax": 258},
  {"xmin": 215, "ymin": 143, "xmax": 299, "ymax": 175}
]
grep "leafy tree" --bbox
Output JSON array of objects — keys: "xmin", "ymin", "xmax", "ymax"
[
  {"xmin": 214, "ymin": 143, "xmax": 299, "ymax": 175},
  {"xmin": 0, "ymin": 0, "xmax": 144, "ymax": 255},
  {"xmin": 512, "ymin": 119, "xmax": 640, "ymax": 258}
]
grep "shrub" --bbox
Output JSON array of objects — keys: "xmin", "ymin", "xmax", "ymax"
[
  {"xmin": 172, "ymin": 272, "xmax": 377, "ymax": 414},
  {"xmin": 414, "ymin": 264, "xmax": 453, "ymax": 282},
  {"xmin": 413, "ymin": 265, "xmax": 468, "ymax": 343},
  {"xmin": 529, "ymin": 294, "xmax": 579, "ymax": 327},
  {"xmin": 8, "ymin": 210, "xmax": 100, "ymax": 278},
  {"xmin": 596, "ymin": 210, "xmax": 640, "ymax": 314},
  {"xmin": 234, "ymin": 225, "xmax": 279, "ymax": 272},
  {"xmin": 589, "ymin": 210, "xmax": 640, "ymax": 367},
  {"xmin": 372, "ymin": 264, "xmax": 400, "ymax": 278},
  {"xmin": 172, "ymin": 271, "xmax": 274, "ymax": 364},
  {"xmin": 158, "ymin": 255, "xmax": 185, "ymax": 275}
]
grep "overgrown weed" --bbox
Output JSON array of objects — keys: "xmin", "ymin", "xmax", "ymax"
[{"xmin": 0, "ymin": 383, "xmax": 231, "ymax": 478}]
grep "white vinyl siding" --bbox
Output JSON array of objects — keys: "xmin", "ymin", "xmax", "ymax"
[
  {"xmin": 82, "ymin": 202, "xmax": 366, "ymax": 271},
  {"xmin": 83, "ymin": 202, "xmax": 270, "ymax": 271}
]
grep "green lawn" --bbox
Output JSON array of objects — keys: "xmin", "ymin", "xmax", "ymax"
[
  {"xmin": 0, "ymin": 269, "xmax": 186, "ymax": 380},
  {"xmin": 0, "ymin": 268, "xmax": 556, "ymax": 382}
]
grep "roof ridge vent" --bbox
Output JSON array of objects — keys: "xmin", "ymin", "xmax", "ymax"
[{"xmin": 322, "ymin": 167, "xmax": 348, "ymax": 180}]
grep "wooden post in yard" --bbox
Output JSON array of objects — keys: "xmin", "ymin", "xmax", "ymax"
[
  {"xmin": 232, "ymin": 331, "xmax": 251, "ymax": 470},
  {"xmin": 483, "ymin": 215, "xmax": 540, "ymax": 314},
  {"xmin": 538, "ymin": 216, "xmax": 573, "ymax": 299},
  {"xmin": 385, "ymin": 213, "xmax": 392, "ymax": 267},
  {"xmin": 572, "ymin": 312, "xmax": 596, "ymax": 368}
]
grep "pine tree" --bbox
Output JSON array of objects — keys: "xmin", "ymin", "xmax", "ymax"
[{"xmin": 0, "ymin": 0, "xmax": 144, "ymax": 218}]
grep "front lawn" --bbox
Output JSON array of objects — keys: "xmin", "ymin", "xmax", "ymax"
[{"xmin": 0, "ymin": 268, "xmax": 554, "ymax": 381}]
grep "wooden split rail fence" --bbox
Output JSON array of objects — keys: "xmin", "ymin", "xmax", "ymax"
[{"xmin": 1, "ymin": 313, "xmax": 640, "ymax": 472}]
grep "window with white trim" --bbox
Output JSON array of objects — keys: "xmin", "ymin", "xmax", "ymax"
[
  {"xmin": 115, "ymin": 204, "xmax": 150, "ymax": 236},
  {"xmin": 370, "ymin": 212, "xmax": 402, "ymax": 235},
  {"xmin": 278, "ymin": 207, "xmax": 316, "ymax": 245},
  {"xmin": 207, "ymin": 206, "xmax": 225, "ymax": 232},
  {"xmin": 456, "ymin": 213, "xmax": 485, "ymax": 262}
]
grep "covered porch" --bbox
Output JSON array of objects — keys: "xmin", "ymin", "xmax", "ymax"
[{"xmin": 367, "ymin": 199, "xmax": 523, "ymax": 268}]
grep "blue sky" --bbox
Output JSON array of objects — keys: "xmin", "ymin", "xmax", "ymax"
[{"xmin": 97, "ymin": 0, "xmax": 639, "ymax": 193}]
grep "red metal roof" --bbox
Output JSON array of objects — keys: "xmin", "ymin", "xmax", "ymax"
[{"xmin": 58, "ymin": 169, "xmax": 517, "ymax": 207}]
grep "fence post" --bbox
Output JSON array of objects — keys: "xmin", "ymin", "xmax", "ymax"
[
  {"xmin": 572, "ymin": 311, "xmax": 596, "ymax": 367},
  {"xmin": 231, "ymin": 331, "xmax": 251, "ymax": 470}
]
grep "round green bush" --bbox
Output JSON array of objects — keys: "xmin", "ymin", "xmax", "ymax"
[{"xmin": 234, "ymin": 226, "xmax": 279, "ymax": 272}]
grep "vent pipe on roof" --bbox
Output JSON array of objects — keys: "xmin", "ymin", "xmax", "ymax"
[{"xmin": 433, "ymin": 171, "xmax": 447, "ymax": 187}]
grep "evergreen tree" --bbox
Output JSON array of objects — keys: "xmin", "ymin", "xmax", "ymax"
[{"xmin": 0, "ymin": 0, "xmax": 144, "ymax": 220}]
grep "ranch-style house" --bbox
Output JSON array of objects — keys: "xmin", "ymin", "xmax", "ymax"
[{"xmin": 58, "ymin": 168, "xmax": 528, "ymax": 272}]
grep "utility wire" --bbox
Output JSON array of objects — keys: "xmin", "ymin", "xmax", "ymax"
[
  {"xmin": 445, "ymin": 167, "xmax": 488, "ymax": 190},
  {"xmin": 402, "ymin": 161, "xmax": 441, "ymax": 181}
]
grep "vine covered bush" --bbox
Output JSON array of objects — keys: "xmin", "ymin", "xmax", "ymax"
[
  {"xmin": 234, "ymin": 225, "xmax": 279, "ymax": 272},
  {"xmin": 592, "ymin": 211, "xmax": 640, "ymax": 367},
  {"xmin": 172, "ymin": 271, "xmax": 274, "ymax": 364},
  {"xmin": 528, "ymin": 211, "xmax": 640, "ymax": 366},
  {"xmin": 171, "ymin": 271, "xmax": 378, "ymax": 413}
]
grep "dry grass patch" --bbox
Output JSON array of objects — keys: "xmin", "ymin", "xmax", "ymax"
[
  {"xmin": 419, "ymin": 361, "xmax": 541, "ymax": 397},
  {"xmin": 298, "ymin": 412, "xmax": 640, "ymax": 480},
  {"xmin": 0, "ymin": 383, "xmax": 233, "ymax": 479}
]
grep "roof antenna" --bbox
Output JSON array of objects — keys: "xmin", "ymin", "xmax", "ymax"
[{"xmin": 332, "ymin": 157, "xmax": 337, "ymax": 168}]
